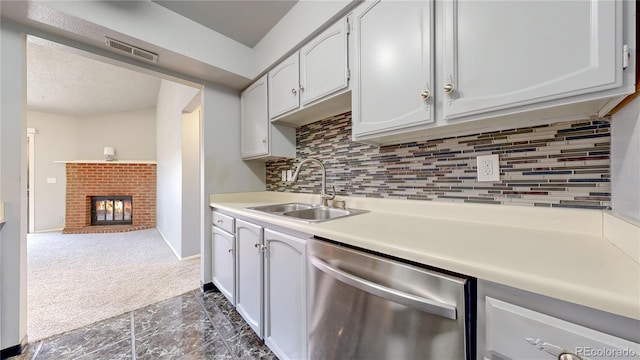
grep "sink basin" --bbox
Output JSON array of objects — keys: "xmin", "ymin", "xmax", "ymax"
[
  {"xmin": 246, "ymin": 202, "xmax": 368, "ymax": 223},
  {"xmin": 249, "ymin": 202, "xmax": 314, "ymax": 214},
  {"xmin": 283, "ymin": 207, "xmax": 352, "ymax": 221}
]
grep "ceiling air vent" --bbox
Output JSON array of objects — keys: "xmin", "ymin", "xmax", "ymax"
[{"xmin": 105, "ymin": 37, "xmax": 158, "ymax": 63}]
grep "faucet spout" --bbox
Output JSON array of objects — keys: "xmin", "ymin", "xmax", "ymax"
[{"xmin": 291, "ymin": 158, "xmax": 335, "ymax": 206}]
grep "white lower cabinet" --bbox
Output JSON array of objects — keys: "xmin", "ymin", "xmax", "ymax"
[
  {"xmin": 263, "ymin": 229, "xmax": 307, "ymax": 360},
  {"xmin": 235, "ymin": 219, "xmax": 264, "ymax": 338},
  {"xmin": 484, "ymin": 298, "xmax": 640, "ymax": 360},
  {"xmin": 477, "ymin": 280, "xmax": 640, "ymax": 360},
  {"xmin": 211, "ymin": 226, "xmax": 235, "ymax": 305},
  {"xmin": 213, "ymin": 211, "xmax": 308, "ymax": 359}
]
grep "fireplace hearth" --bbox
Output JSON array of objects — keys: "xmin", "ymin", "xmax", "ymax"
[{"xmin": 91, "ymin": 196, "xmax": 132, "ymax": 226}]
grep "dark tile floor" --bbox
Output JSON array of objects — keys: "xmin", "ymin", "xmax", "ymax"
[{"xmin": 11, "ymin": 290, "xmax": 276, "ymax": 360}]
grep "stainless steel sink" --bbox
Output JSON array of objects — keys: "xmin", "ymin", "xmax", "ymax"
[
  {"xmin": 249, "ymin": 202, "xmax": 314, "ymax": 214},
  {"xmin": 246, "ymin": 202, "xmax": 368, "ymax": 223}
]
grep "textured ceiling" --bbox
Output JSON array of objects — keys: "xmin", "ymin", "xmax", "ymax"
[
  {"xmin": 151, "ymin": 0, "xmax": 298, "ymax": 47},
  {"xmin": 27, "ymin": 37, "xmax": 162, "ymax": 117}
]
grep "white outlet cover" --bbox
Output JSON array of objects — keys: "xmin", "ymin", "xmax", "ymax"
[
  {"xmin": 46, "ymin": 177, "xmax": 57, "ymax": 184},
  {"xmin": 281, "ymin": 170, "xmax": 287, "ymax": 182},
  {"xmin": 477, "ymin": 154, "xmax": 500, "ymax": 182}
]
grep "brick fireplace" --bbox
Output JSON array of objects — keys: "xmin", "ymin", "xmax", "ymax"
[{"xmin": 63, "ymin": 162, "xmax": 156, "ymax": 234}]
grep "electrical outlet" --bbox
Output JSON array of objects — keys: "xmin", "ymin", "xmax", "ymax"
[
  {"xmin": 476, "ymin": 154, "xmax": 500, "ymax": 182},
  {"xmin": 286, "ymin": 170, "xmax": 293, "ymax": 182},
  {"xmin": 46, "ymin": 177, "xmax": 57, "ymax": 184},
  {"xmin": 281, "ymin": 170, "xmax": 287, "ymax": 182}
]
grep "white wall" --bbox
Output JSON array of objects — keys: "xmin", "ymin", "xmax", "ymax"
[
  {"xmin": 0, "ymin": 22, "xmax": 28, "ymax": 352},
  {"xmin": 182, "ymin": 106, "xmax": 201, "ymax": 258},
  {"xmin": 156, "ymin": 79, "xmax": 199, "ymax": 258},
  {"xmin": 27, "ymin": 111, "xmax": 77, "ymax": 231},
  {"xmin": 611, "ymin": 96, "xmax": 640, "ymax": 222},
  {"xmin": 200, "ymin": 82, "xmax": 265, "ymax": 285},
  {"xmin": 76, "ymin": 107, "xmax": 156, "ymax": 160}
]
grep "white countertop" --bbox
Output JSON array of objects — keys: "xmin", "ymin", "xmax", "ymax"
[{"xmin": 210, "ymin": 191, "xmax": 640, "ymax": 321}]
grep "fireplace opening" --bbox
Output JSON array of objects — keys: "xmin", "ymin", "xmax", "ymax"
[{"xmin": 91, "ymin": 196, "xmax": 132, "ymax": 226}]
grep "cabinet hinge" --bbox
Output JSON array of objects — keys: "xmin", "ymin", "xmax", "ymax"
[
  {"xmin": 623, "ymin": 44, "xmax": 630, "ymax": 69},
  {"xmin": 346, "ymin": 17, "xmax": 352, "ymax": 35}
]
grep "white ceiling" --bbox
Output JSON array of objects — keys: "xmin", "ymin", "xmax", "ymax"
[
  {"xmin": 27, "ymin": 37, "xmax": 162, "ymax": 117},
  {"xmin": 24, "ymin": 1, "xmax": 299, "ymax": 117},
  {"xmin": 151, "ymin": 0, "xmax": 298, "ymax": 47}
]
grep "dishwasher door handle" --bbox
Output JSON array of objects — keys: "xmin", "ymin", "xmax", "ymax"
[{"xmin": 309, "ymin": 255, "xmax": 457, "ymax": 320}]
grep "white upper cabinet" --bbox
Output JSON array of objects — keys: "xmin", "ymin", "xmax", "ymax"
[
  {"xmin": 269, "ymin": 54, "xmax": 301, "ymax": 119},
  {"xmin": 441, "ymin": 0, "xmax": 620, "ymax": 121},
  {"xmin": 350, "ymin": 0, "xmax": 634, "ymax": 145},
  {"xmin": 269, "ymin": 17, "xmax": 351, "ymax": 126},
  {"xmin": 351, "ymin": 0, "xmax": 434, "ymax": 140},
  {"xmin": 241, "ymin": 74, "xmax": 296, "ymax": 161},
  {"xmin": 241, "ymin": 75, "xmax": 269, "ymax": 159},
  {"xmin": 300, "ymin": 19, "xmax": 349, "ymax": 107}
]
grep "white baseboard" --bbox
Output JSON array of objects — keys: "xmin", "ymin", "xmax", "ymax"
[
  {"xmin": 156, "ymin": 227, "xmax": 182, "ymax": 261},
  {"xmin": 31, "ymin": 228, "xmax": 64, "ymax": 233},
  {"xmin": 180, "ymin": 254, "xmax": 201, "ymax": 262},
  {"xmin": 155, "ymin": 227, "xmax": 201, "ymax": 261}
]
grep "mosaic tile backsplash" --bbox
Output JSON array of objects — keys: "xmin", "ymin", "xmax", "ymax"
[{"xmin": 266, "ymin": 112, "xmax": 611, "ymax": 210}]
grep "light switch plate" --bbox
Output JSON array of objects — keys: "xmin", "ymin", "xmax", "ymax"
[
  {"xmin": 477, "ymin": 154, "xmax": 500, "ymax": 182},
  {"xmin": 46, "ymin": 177, "xmax": 57, "ymax": 184}
]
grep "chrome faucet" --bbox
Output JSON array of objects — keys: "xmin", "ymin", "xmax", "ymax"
[{"xmin": 290, "ymin": 158, "xmax": 336, "ymax": 206}]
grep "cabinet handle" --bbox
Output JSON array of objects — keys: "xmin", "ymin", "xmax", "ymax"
[
  {"xmin": 217, "ymin": 220, "xmax": 223, "ymax": 224},
  {"xmin": 291, "ymin": 88, "xmax": 297, "ymax": 96},
  {"xmin": 558, "ymin": 353, "xmax": 583, "ymax": 360},
  {"xmin": 227, "ymin": 248, "xmax": 233, "ymax": 254},
  {"xmin": 420, "ymin": 90, "xmax": 431, "ymax": 100},
  {"xmin": 299, "ymin": 85, "xmax": 305, "ymax": 92},
  {"xmin": 254, "ymin": 242, "xmax": 260, "ymax": 248},
  {"xmin": 260, "ymin": 244, "xmax": 267, "ymax": 252},
  {"xmin": 262, "ymin": 139, "xmax": 267, "ymax": 144},
  {"xmin": 443, "ymin": 83, "xmax": 455, "ymax": 94}
]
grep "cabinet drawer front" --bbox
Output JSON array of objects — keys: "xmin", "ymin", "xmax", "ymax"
[
  {"xmin": 484, "ymin": 297, "xmax": 640, "ymax": 360},
  {"xmin": 212, "ymin": 211, "xmax": 235, "ymax": 234}
]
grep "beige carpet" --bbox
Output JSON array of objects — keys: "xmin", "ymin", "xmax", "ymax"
[{"xmin": 27, "ymin": 228, "xmax": 200, "ymax": 342}]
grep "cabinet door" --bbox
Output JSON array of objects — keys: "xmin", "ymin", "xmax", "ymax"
[
  {"xmin": 241, "ymin": 75, "xmax": 269, "ymax": 159},
  {"xmin": 300, "ymin": 18, "xmax": 349, "ymax": 106},
  {"xmin": 269, "ymin": 53, "xmax": 300, "ymax": 119},
  {"xmin": 211, "ymin": 226, "xmax": 235, "ymax": 305},
  {"xmin": 441, "ymin": 0, "xmax": 620, "ymax": 121},
  {"xmin": 352, "ymin": 0, "xmax": 434, "ymax": 138},
  {"xmin": 235, "ymin": 219, "xmax": 264, "ymax": 338},
  {"xmin": 264, "ymin": 229, "xmax": 307, "ymax": 360}
]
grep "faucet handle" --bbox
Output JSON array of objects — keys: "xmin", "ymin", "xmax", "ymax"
[
  {"xmin": 323, "ymin": 186, "xmax": 336, "ymax": 200},
  {"xmin": 320, "ymin": 186, "xmax": 336, "ymax": 206}
]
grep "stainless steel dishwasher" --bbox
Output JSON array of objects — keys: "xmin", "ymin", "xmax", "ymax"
[{"xmin": 307, "ymin": 238, "xmax": 474, "ymax": 360}]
